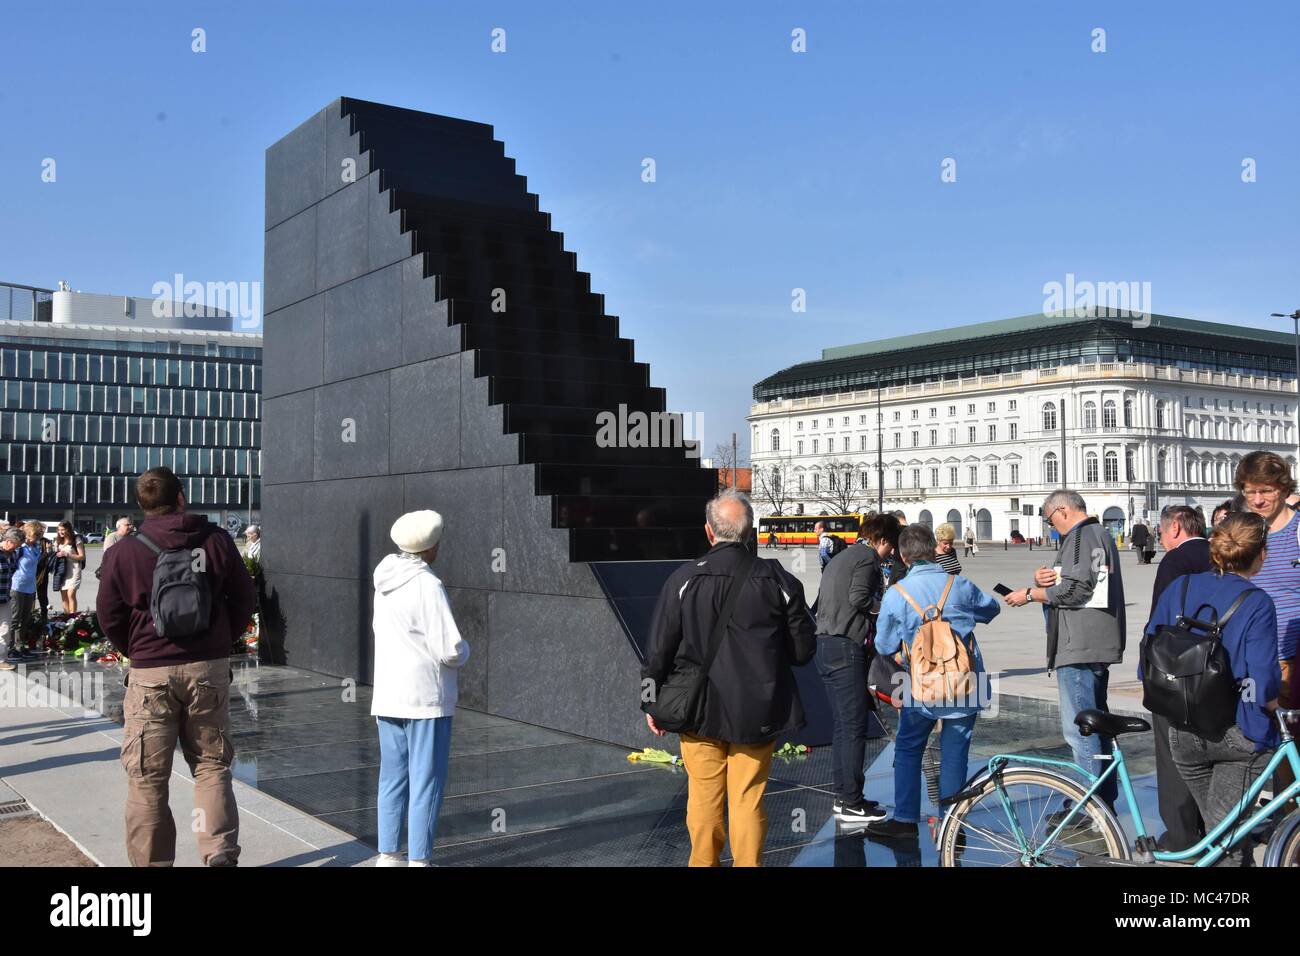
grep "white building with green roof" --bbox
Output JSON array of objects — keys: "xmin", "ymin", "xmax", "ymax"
[{"xmin": 748, "ymin": 311, "xmax": 1298, "ymax": 539}]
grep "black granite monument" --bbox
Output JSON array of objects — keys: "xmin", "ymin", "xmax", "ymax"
[{"xmin": 259, "ymin": 98, "xmax": 741, "ymax": 747}]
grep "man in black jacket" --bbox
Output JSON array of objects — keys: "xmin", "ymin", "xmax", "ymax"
[
  {"xmin": 814, "ymin": 514, "xmax": 897, "ymax": 823},
  {"xmin": 1131, "ymin": 521, "xmax": 1153, "ymax": 564},
  {"xmin": 642, "ymin": 491, "xmax": 816, "ymax": 866},
  {"xmin": 1145, "ymin": 504, "xmax": 1211, "ymax": 851}
]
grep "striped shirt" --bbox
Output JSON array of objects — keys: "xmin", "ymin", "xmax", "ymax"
[
  {"xmin": 1251, "ymin": 509, "xmax": 1300, "ymax": 661},
  {"xmin": 936, "ymin": 548, "xmax": 962, "ymax": 575}
]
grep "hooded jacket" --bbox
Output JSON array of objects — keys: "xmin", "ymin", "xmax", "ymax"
[
  {"xmin": 371, "ymin": 553, "xmax": 470, "ymax": 719},
  {"xmin": 96, "ymin": 512, "xmax": 256, "ymax": 667}
]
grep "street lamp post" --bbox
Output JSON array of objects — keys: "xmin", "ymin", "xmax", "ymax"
[
  {"xmin": 875, "ymin": 374, "xmax": 884, "ymax": 514},
  {"xmin": 1271, "ymin": 310, "xmax": 1300, "ymax": 471}
]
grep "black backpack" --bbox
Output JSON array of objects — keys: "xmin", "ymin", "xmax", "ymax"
[
  {"xmin": 136, "ymin": 529, "xmax": 213, "ymax": 639},
  {"xmin": 825, "ymin": 534, "xmax": 847, "ymax": 559},
  {"xmin": 1140, "ymin": 577, "xmax": 1254, "ymax": 737}
]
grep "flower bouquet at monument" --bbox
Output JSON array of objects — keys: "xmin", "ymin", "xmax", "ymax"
[{"xmin": 233, "ymin": 612, "xmax": 260, "ymax": 656}]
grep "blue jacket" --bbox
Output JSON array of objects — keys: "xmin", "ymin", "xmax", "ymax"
[
  {"xmin": 875, "ymin": 561, "xmax": 1001, "ymax": 719},
  {"xmin": 10, "ymin": 543, "xmax": 40, "ymax": 594},
  {"xmin": 1142, "ymin": 571, "xmax": 1282, "ymax": 750}
]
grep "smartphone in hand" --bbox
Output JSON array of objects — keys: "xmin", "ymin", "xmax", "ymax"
[{"xmin": 993, "ymin": 583, "xmax": 1013, "ymax": 596}]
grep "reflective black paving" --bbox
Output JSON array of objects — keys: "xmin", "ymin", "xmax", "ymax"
[{"xmin": 30, "ymin": 657, "xmax": 1162, "ymax": 866}]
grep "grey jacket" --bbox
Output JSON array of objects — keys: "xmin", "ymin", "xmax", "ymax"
[
  {"xmin": 815, "ymin": 542, "xmax": 883, "ymax": 644},
  {"xmin": 1042, "ymin": 517, "xmax": 1126, "ymax": 669}
]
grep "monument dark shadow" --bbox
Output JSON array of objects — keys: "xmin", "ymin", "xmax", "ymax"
[{"xmin": 261, "ymin": 98, "xmax": 829, "ymax": 747}]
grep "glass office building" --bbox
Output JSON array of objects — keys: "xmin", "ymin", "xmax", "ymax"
[{"xmin": 0, "ymin": 281, "xmax": 262, "ymax": 534}]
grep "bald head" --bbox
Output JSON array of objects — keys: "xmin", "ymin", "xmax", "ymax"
[{"xmin": 705, "ymin": 491, "xmax": 754, "ymax": 543}]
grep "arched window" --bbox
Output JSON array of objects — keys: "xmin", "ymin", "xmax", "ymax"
[
  {"xmin": 1104, "ymin": 450, "xmax": 1118, "ymax": 483},
  {"xmin": 918, "ymin": 509, "xmax": 933, "ymax": 529},
  {"xmin": 946, "ymin": 509, "xmax": 963, "ymax": 538},
  {"xmin": 772, "ymin": 469, "xmax": 782, "ymax": 496},
  {"xmin": 1156, "ymin": 400, "xmax": 1166, "ymax": 429},
  {"xmin": 770, "ymin": 428, "xmax": 780, "ymax": 452},
  {"xmin": 1103, "ymin": 400, "xmax": 1117, "ymax": 429},
  {"xmin": 1044, "ymin": 452, "xmax": 1058, "ymax": 485},
  {"xmin": 1043, "ymin": 402, "xmax": 1057, "ymax": 431},
  {"xmin": 1084, "ymin": 401, "xmax": 1097, "ymax": 429},
  {"xmin": 1123, "ymin": 399, "xmax": 1134, "ymax": 428},
  {"xmin": 1085, "ymin": 451, "xmax": 1099, "ymax": 483}
]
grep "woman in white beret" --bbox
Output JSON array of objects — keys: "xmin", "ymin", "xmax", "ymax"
[{"xmin": 371, "ymin": 509, "xmax": 470, "ymax": 867}]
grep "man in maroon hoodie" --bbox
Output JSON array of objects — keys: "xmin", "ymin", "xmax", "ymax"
[{"xmin": 97, "ymin": 467, "xmax": 256, "ymax": 866}]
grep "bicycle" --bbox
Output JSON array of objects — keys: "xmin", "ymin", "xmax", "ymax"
[{"xmin": 936, "ymin": 707, "xmax": 1300, "ymax": 867}]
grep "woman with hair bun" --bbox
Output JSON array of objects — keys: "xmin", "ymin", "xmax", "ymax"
[{"xmin": 1142, "ymin": 511, "xmax": 1283, "ymax": 865}]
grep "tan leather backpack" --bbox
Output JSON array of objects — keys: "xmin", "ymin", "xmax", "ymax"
[{"xmin": 894, "ymin": 577, "xmax": 976, "ymax": 706}]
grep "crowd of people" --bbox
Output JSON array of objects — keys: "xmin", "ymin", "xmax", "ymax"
[
  {"xmin": 0, "ymin": 518, "xmax": 90, "ymax": 670},
  {"xmin": 7, "ymin": 448, "xmax": 1297, "ymax": 869},
  {"xmin": 640, "ymin": 449, "xmax": 1299, "ymax": 867}
]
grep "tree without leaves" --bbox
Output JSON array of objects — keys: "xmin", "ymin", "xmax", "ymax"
[
  {"xmin": 753, "ymin": 457, "xmax": 793, "ymax": 516},
  {"xmin": 813, "ymin": 455, "xmax": 866, "ymax": 514}
]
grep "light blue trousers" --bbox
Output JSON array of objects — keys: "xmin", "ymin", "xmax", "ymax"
[{"xmin": 376, "ymin": 715, "xmax": 453, "ymax": 861}]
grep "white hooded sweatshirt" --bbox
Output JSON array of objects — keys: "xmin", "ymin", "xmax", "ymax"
[{"xmin": 371, "ymin": 553, "xmax": 470, "ymax": 719}]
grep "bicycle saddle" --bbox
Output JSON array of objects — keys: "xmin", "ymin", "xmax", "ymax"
[{"xmin": 1074, "ymin": 709, "xmax": 1150, "ymax": 737}]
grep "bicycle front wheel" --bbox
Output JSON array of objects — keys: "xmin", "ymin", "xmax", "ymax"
[{"xmin": 938, "ymin": 768, "xmax": 1129, "ymax": 867}]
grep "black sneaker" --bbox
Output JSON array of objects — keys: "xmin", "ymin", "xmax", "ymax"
[
  {"xmin": 865, "ymin": 817, "xmax": 919, "ymax": 840},
  {"xmin": 1046, "ymin": 802, "xmax": 1099, "ymax": 833},
  {"xmin": 833, "ymin": 799, "xmax": 887, "ymax": 822}
]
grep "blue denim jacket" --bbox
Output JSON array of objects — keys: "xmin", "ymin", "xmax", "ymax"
[
  {"xmin": 10, "ymin": 543, "xmax": 39, "ymax": 594},
  {"xmin": 875, "ymin": 562, "xmax": 1002, "ymax": 719}
]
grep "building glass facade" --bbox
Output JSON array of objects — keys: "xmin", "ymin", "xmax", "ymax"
[{"xmin": 0, "ymin": 326, "xmax": 261, "ymax": 530}]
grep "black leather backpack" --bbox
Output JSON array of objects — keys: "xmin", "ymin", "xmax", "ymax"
[{"xmin": 1140, "ymin": 577, "xmax": 1254, "ymax": 737}]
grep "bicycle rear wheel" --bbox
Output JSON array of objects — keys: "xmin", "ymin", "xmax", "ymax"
[
  {"xmin": 1270, "ymin": 814, "xmax": 1300, "ymax": 867},
  {"xmin": 938, "ymin": 768, "xmax": 1129, "ymax": 866}
]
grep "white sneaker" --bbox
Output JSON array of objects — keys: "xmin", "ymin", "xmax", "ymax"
[
  {"xmin": 375, "ymin": 853, "xmax": 405, "ymax": 867},
  {"xmin": 408, "ymin": 859, "xmax": 432, "ymax": 867}
]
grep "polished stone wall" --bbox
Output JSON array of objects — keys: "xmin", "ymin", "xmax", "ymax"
[{"xmin": 260, "ymin": 99, "xmax": 713, "ymax": 747}]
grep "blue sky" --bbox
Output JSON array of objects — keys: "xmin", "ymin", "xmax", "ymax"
[{"xmin": 3, "ymin": 1, "xmax": 1297, "ymax": 455}]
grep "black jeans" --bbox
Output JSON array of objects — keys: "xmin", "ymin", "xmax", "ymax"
[{"xmin": 816, "ymin": 634, "xmax": 871, "ymax": 804}]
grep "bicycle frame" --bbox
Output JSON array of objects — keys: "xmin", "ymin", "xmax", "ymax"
[{"xmin": 979, "ymin": 718, "xmax": 1300, "ymax": 866}]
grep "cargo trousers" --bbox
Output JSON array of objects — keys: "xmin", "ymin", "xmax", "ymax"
[{"xmin": 120, "ymin": 659, "xmax": 240, "ymax": 866}]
